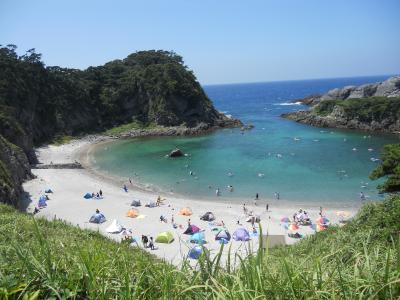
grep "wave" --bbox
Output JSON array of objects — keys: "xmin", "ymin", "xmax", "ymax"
[{"xmin": 273, "ymin": 102, "xmax": 302, "ymax": 106}]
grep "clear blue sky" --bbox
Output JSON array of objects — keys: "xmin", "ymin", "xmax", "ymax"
[{"xmin": 1, "ymin": 0, "xmax": 399, "ymax": 84}]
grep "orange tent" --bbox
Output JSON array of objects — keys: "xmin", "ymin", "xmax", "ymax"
[
  {"xmin": 179, "ymin": 207, "xmax": 193, "ymax": 216},
  {"xmin": 126, "ymin": 208, "xmax": 139, "ymax": 218}
]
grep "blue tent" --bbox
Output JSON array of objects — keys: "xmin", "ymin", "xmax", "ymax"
[
  {"xmin": 188, "ymin": 246, "xmax": 203, "ymax": 259},
  {"xmin": 45, "ymin": 189, "xmax": 53, "ymax": 193},
  {"xmin": 233, "ymin": 228, "xmax": 250, "ymax": 241},
  {"xmin": 84, "ymin": 193, "xmax": 92, "ymax": 199},
  {"xmin": 38, "ymin": 195, "xmax": 47, "ymax": 208},
  {"xmin": 190, "ymin": 232, "xmax": 206, "ymax": 244},
  {"xmin": 89, "ymin": 213, "xmax": 106, "ymax": 224}
]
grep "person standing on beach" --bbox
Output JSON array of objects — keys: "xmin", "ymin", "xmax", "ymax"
[
  {"xmin": 319, "ymin": 206, "xmax": 323, "ymax": 216},
  {"xmin": 99, "ymin": 189, "xmax": 103, "ymax": 197},
  {"xmin": 216, "ymin": 188, "xmax": 220, "ymax": 196},
  {"xmin": 254, "ymin": 193, "xmax": 259, "ymax": 205},
  {"xmin": 266, "ymin": 204, "xmax": 269, "ymax": 212}
]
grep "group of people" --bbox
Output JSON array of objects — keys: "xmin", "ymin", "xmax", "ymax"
[
  {"xmin": 141, "ymin": 235, "xmax": 156, "ymax": 250},
  {"xmin": 293, "ymin": 209, "xmax": 311, "ymax": 225},
  {"xmin": 91, "ymin": 190, "xmax": 103, "ymax": 199}
]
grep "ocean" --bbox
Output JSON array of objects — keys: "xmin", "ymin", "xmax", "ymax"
[{"xmin": 92, "ymin": 75, "xmax": 399, "ymax": 203}]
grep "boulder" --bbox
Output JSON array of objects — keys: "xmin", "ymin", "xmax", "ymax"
[{"xmin": 169, "ymin": 148, "xmax": 184, "ymax": 157}]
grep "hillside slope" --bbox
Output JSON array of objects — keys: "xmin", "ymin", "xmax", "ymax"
[{"xmin": 0, "ymin": 196, "xmax": 399, "ymax": 299}]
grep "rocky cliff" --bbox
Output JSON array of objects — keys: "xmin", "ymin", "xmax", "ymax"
[{"xmin": 293, "ymin": 76, "xmax": 400, "ymax": 105}]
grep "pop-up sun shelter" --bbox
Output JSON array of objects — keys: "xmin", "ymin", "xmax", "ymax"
[
  {"xmin": 106, "ymin": 219, "xmax": 123, "ymax": 233},
  {"xmin": 233, "ymin": 228, "xmax": 250, "ymax": 241},
  {"xmin": 126, "ymin": 208, "xmax": 139, "ymax": 218},
  {"xmin": 190, "ymin": 232, "xmax": 206, "ymax": 244},
  {"xmin": 200, "ymin": 211, "xmax": 215, "ymax": 221},
  {"xmin": 83, "ymin": 193, "xmax": 92, "ymax": 199},
  {"xmin": 155, "ymin": 231, "xmax": 174, "ymax": 243},
  {"xmin": 45, "ymin": 189, "xmax": 53, "ymax": 193},
  {"xmin": 131, "ymin": 200, "xmax": 141, "ymax": 207},
  {"xmin": 38, "ymin": 195, "xmax": 47, "ymax": 207},
  {"xmin": 183, "ymin": 224, "xmax": 200, "ymax": 235},
  {"xmin": 188, "ymin": 246, "xmax": 204, "ymax": 259},
  {"xmin": 89, "ymin": 213, "xmax": 106, "ymax": 224},
  {"xmin": 179, "ymin": 207, "xmax": 192, "ymax": 216},
  {"xmin": 215, "ymin": 229, "xmax": 231, "ymax": 242}
]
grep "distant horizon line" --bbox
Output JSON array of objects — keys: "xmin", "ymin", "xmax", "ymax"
[{"xmin": 203, "ymin": 73, "xmax": 398, "ymax": 87}]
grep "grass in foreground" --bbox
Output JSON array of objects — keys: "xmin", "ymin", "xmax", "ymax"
[{"xmin": 0, "ymin": 196, "xmax": 399, "ymax": 299}]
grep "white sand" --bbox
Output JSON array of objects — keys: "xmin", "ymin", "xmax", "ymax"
[{"xmin": 23, "ymin": 136, "xmax": 360, "ymax": 266}]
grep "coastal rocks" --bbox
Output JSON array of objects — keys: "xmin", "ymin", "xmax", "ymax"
[
  {"xmin": 0, "ymin": 135, "xmax": 32, "ymax": 207},
  {"xmin": 241, "ymin": 124, "xmax": 255, "ymax": 131},
  {"xmin": 292, "ymin": 76, "xmax": 400, "ymax": 105},
  {"xmin": 282, "ymin": 108, "xmax": 400, "ymax": 134},
  {"xmin": 169, "ymin": 148, "xmax": 184, "ymax": 158}
]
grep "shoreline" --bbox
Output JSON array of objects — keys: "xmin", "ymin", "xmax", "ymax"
[{"xmin": 23, "ymin": 135, "xmax": 361, "ymax": 265}]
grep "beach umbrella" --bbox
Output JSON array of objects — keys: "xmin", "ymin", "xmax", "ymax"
[
  {"xmin": 179, "ymin": 207, "xmax": 193, "ymax": 216},
  {"xmin": 316, "ymin": 217, "xmax": 329, "ymax": 225},
  {"xmin": 287, "ymin": 223, "xmax": 299, "ymax": 231},
  {"xmin": 316, "ymin": 224, "xmax": 327, "ymax": 232},
  {"xmin": 280, "ymin": 217, "xmax": 290, "ymax": 223}
]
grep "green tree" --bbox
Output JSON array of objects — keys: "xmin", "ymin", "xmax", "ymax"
[{"xmin": 370, "ymin": 144, "xmax": 400, "ymax": 192}]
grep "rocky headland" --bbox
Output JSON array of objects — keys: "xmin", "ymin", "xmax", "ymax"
[{"xmin": 282, "ymin": 76, "xmax": 400, "ymax": 133}]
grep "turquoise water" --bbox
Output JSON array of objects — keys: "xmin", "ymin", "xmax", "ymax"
[{"xmin": 92, "ymin": 76, "xmax": 399, "ymax": 203}]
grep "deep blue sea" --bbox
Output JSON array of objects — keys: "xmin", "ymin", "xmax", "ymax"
[{"xmin": 92, "ymin": 75, "xmax": 399, "ymax": 203}]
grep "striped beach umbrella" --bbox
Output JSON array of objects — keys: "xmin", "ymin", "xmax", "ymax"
[{"xmin": 316, "ymin": 216, "xmax": 329, "ymax": 225}]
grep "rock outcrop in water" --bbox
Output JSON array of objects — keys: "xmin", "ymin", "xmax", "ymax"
[
  {"xmin": 283, "ymin": 76, "xmax": 400, "ymax": 133},
  {"xmin": 0, "ymin": 45, "xmax": 242, "ymax": 207},
  {"xmin": 282, "ymin": 96, "xmax": 400, "ymax": 134}
]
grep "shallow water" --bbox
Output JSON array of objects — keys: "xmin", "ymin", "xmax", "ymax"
[{"xmin": 92, "ymin": 76, "xmax": 399, "ymax": 203}]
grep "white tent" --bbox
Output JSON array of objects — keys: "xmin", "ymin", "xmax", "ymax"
[{"xmin": 106, "ymin": 219, "xmax": 123, "ymax": 233}]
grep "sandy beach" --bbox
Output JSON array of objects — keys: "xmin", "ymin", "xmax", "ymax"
[{"xmin": 22, "ymin": 136, "xmax": 360, "ymax": 266}]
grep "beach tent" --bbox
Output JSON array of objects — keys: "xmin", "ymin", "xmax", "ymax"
[
  {"xmin": 316, "ymin": 217, "xmax": 330, "ymax": 225},
  {"xmin": 126, "ymin": 208, "xmax": 139, "ymax": 218},
  {"xmin": 131, "ymin": 200, "xmax": 141, "ymax": 207},
  {"xmin": 45, "ymin": 188, "xmax": 53, "ymax": 193},
  {"xmin": 246, "ymin": 216, "xmax": 261, "ymax": 223},
  {"xmin": 89, "ymin": 213, "xmax": 106, "ymax": 224},
  {"xmin": 145, "ymin": 201, "xmax": 157, "ymax": 208},
  {"xmin": 188, "ymin": 246, "xmax": 203, "ymax": 259},
  {"xmin": 190, "ymin": 232, "xmax": 206, "ymax": 244},
  {"xmin": 155, "ymin": 231, "xmax": 174, "ymax": 243},
  {"xmin": 200, "ymin": 212, "xmax": 215, "ymax": 221},
  {"xmin": 211, "ymin": 226, "xmax": 224, "ymax": 235},
  {"xmin": 83, "ymin": 192, "xmax": 92, "ymax": 199},
  {"xmin": 106, "ymin": 219, "xmax": 123, "ymax": 233},
  {"xmin": 215, "ymin": 229, "xmax": 231, "ymax": 242},
  {"xmin": 183, "ymin": 224, "xmax": 200, "ymax": 235},
  {"xmin": 38, "ymin": 195, "xmax": 47, "ymax": 208},
  {"xmin": 179, "ymin": 207, "xmax": 193, "ymax": 216},
  {"xmin": 233, "ymin": 228, "xmax": 250, "ymax": 241}
]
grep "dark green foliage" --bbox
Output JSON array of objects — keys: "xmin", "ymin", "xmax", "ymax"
[
  {"xmin": 370, "ymin": 144, "xmax": 400, "ymax": 192},
  {"xmin": 1, "ymin": 196, "xmax": 399, "ymax": 299},
  {"xmin": 0, "ymin": 45, "xmax": 223, "ymax": 206},
  {"xmin": 314, "ymin": 97, "xmax": 400, "ymax": 122}
]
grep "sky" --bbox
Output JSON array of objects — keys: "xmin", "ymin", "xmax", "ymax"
[{"xmin": 1, "ymin": 0, "xmax": 399, "ymax": 85}]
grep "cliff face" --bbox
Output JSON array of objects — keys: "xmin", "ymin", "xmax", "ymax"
[
  {"xmin": 282, "ymin": 97, "xmax": 400, "ymax": 134},
  {"xmin": 294, "ymin": 76, "xmax": 400, "ymax": 105},
  {"xmin": 0, "ymin": 46, "xmax": 241, "ymax": 207}
]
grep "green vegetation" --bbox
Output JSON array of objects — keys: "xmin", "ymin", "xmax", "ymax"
[
  {"xmin": 49, "ymin": 135, "xmax": 75, "ymax": 146},
  {"xmin": 1, "ymin": 196, "xmax": 399, "ymax": 299},
  {"xmin": 314, "ymin": 97, "xmax": 400, "ymax": 122},
  {"xmin": 104, "ymin": 121, "xmax": 159, "ymax": 135},
  {"xmin": 370, "ymin": 144, "xmax": 400, "ymax": 193},
  {"xmin": 0, "ymin": 44, "xmax": 223, "ymax": 205}
]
